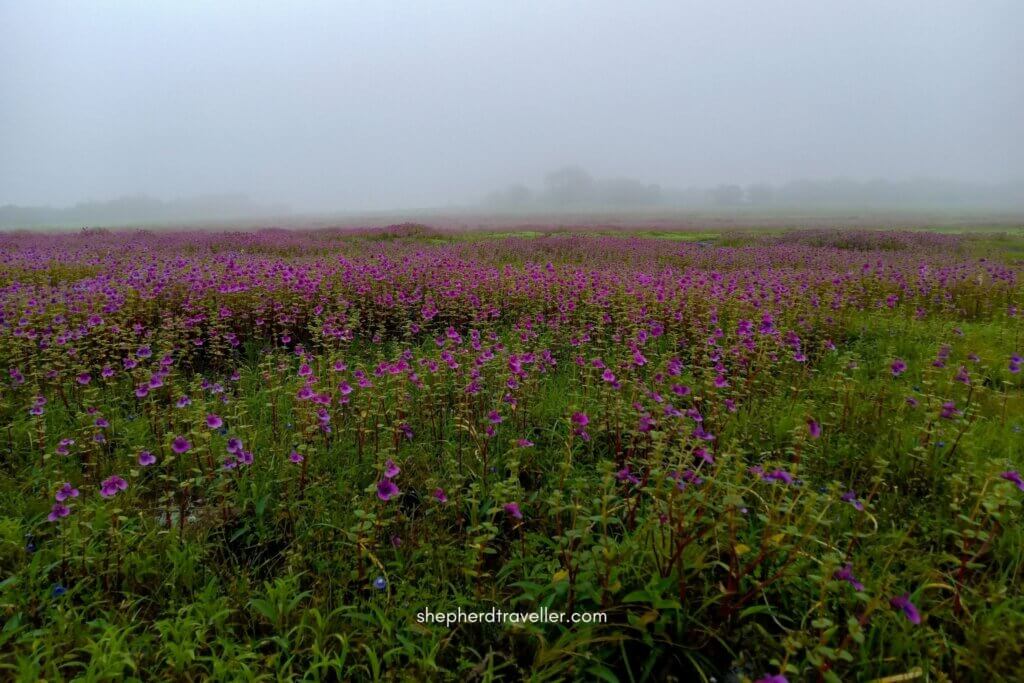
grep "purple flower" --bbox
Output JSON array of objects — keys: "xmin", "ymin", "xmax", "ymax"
[
  {"xmin": 138, "ymin": 451, "xmax": 156, "ymax": 466},
  {"xmin": 762, "ymin": 469, "xmax": 794, "ymax": 485},
  {"xmin": 488, "ymin": 410, "xmax": 502, "ymax": 424},
  {"xmin": 47, "ymin": 503, "xmax": 71, "ymax": 522},
  {"xmin": 176, "ymin": 395, "xmax": 191, "ymax": 408},
  {"xmin": 383, "ymin": 459, "xmax": 401, "ymax": 479},
  {"xmin": 205, "ymin": 414, "xmax": 223, "ymax": 429},
  {"xmin": 807, "ymin": 418, "xmax": 821, "ymax": 439},
  {"xmin": 516, "ymin": 438, "xmax": 534, "ymax": 448},
  {"xmin": 94, "ymin": 417, "xmax": 109, "ymax": 428},
  {"xmin": 136, "ymin": 345, "xmax": 152, "ymax": 358},
  {"xmin": 677, "ymin": 469, "xmax": 704, "ymax": 488},
  {"xmin": 289, "ymin": 450, "xmax": 304, "ymax": 464},
  {"xmin": 503, "ymin": 502, "xmax": 523, "ymax": 520},
  {"xmin": 376, "ymin": 479, "xmax": 400, "ymax": 501},
  {"xmin": 832, "ymin": 563, "xmax": 865, "ymax": 591},
  {"xmin": 571, "ymin": 412, "xmax": 591, "ymax": 440},
  {"xmin": 76, "ymin": 373, "xmax": 92, "ymax": 385},
  {"xmin": 433, "ymin": 487, "xmax": 448, "ymax": 503},
  {"xmin": 100, "ymin": 475, "xmax": 128, "ymax": 498},
  {"xmin": 227, "ymin": 438, "xmax": 243, "ymax": 454},
  {"xmin": 841, "ymin": 490, "xmax": 865, "ymax": 511},
  {"xmin": 890, "ymin": 359, "xmax": 907, "ymax": 377},
  {"xmin": 755, "ymin": 676, "xmax": 788, "ymax": 683},
  {"xmin": 616, "ymin": 466, "xmax": 641, "ymax": 486},
  {"xmin": 55, "ymin": 482, "xmax": 79, "ymax": 502},
  {"xmin": 890, "ymin": 593, "xmax": 921, "ymax": 625},
  {"xmin": 1000, "ymin": 470, "xmax": 1024, "ymax": 491},
  {"xmin": 171, "ymin": 436, "xmax": 191, "ymax": 454},
  {"xmin": 693, "ymin": 447, "xmax": 714, "ymax": 465},
  {"xmin": 939, "ymin": 401, "xmax": 959, "ymax": 419}
]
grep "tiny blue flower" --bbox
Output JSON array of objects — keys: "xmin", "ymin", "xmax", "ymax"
[
  {"xmin": 373, "ymin": 576, "xmax": 387, "ymax": 591},
  {"xmin": 51, "ymin": 584, "xmax": 66, "ymax": 598}
]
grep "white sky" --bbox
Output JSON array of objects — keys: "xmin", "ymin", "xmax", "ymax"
[{"xmin": 1, "ymin": 0, "xmax": 1022, "ymax": 210}]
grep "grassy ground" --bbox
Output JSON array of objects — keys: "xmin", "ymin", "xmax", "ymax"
[{"xmin": 1, "ymin": 227, "xmax": 1022, "ymax": 681}]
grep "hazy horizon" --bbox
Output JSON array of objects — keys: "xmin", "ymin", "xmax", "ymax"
[{"xmin": 2, "ymin": 1, "xmax": 1023, "ymax": 214}]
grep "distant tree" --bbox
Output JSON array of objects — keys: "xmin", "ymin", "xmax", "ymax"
[
  {"xmin": 484, "ymin": 183, "xmax": 534, "ymax": 209},
  {"xmin": 542, "ymin": 166, "xmax": 595, "ymax": 206},
  {"xmin": 595, "ymin": 178, "xmax": 662, "ymax": 206},
  {"xmin": 746, "ymin": 183, "xmax": 774, "ymax": 205},
  {"xmin": 708, "ymin": 184, "xmax": 744, "ymax": 206}
]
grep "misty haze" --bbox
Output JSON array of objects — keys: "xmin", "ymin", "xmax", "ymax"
[
  {"xmin": 2, "ymin": 1, "xmax": 1022, "ymax": 225},
  {"xmin": 3, "ymin": 4, "xmax": 1024, "ymax": 683}
]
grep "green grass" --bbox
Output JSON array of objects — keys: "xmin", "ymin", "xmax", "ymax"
[{"xmin": 1, "ymin": 228, "xmax": 1023, "ymax": 681}]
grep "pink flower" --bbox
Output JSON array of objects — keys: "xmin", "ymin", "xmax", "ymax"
[
  {"xmin": 47, "ymin": 503, "xmax": 71, "ymax": 522},
  {"xmin": 433, "ymin": 488, "xmax": 448, "ymax": 503},
  {"xmin": 55, "ymin": 482, "xmax": 79, "ymax": 501},
  {"xmin": 1000, "ymin": 470, "xmax": 1024, "ymax": 491},
  {"xmin": 832, "ymin": 563, "xmax": 864, "ymax": 591},
  {"xmin": 100, "ymin": 475, "xmax": 128, "ymax": 498},
  {"xmin": 890, "ymin": 593, "xmax": 921, "ymax": 625},
  {"xmin": 376, "ymin": 479, "xmax": 400, "ymax": 501},
  {"xmin": 503, "ymin": 502, "xmax": 523, "ymax": 519}
]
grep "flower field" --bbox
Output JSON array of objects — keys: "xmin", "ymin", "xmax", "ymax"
[{"xmin": 2, "ymin": 226, "xmax": 1023, "ymax": 681}]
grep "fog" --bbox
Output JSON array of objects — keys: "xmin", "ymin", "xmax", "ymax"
[{"xmin": 2, "ymin": 1, "xmax": 1022, "ymax": 220}]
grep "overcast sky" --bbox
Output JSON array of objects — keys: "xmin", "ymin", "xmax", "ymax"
[{"xmin": 1, "ymin": 1, "xmax": 1022, "ymax": 211}]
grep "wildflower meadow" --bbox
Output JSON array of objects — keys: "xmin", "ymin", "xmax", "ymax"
[{"xmin": 2, "ymin": 225, "xmax": 1023, "ymax": 681}]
